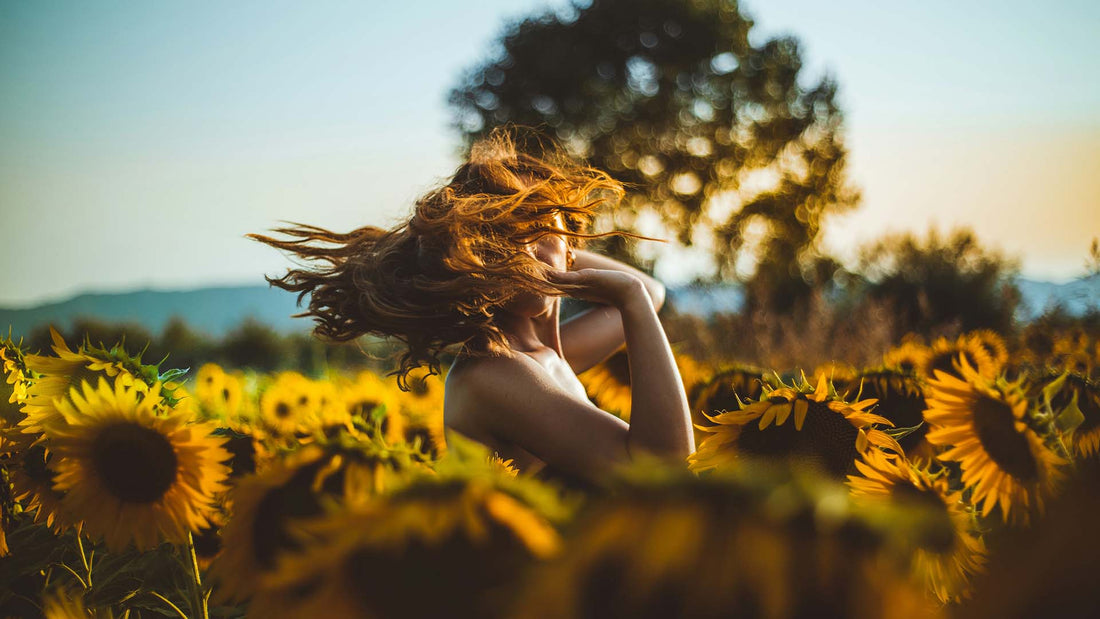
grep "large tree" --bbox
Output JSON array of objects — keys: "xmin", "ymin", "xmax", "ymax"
[{"xmin": 449, "ymin": 0, "xmax": 859, "ymax": 309}]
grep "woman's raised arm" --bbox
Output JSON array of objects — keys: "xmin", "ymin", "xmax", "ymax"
[
  {"xmin": 458, "ymin": 268, "xmax": 693, "ymax": 481},
  {"xmin": 559, "ymin": 248, "xmax": 666, "ymax": 374}
]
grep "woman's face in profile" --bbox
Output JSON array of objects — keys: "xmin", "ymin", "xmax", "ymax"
[{"xmin": 504, "ymin": 212, "xmax": 569, "ymax": 318}]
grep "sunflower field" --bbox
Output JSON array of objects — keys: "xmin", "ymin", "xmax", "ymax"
[{"xmin": 1, "ymin": 324, "xmax": 1099, "ymax": 618}]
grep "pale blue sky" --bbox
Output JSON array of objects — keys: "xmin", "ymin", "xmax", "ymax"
[{"xmin": 2, "ymin": 0, "xmax": 1098, "ymax": 307}]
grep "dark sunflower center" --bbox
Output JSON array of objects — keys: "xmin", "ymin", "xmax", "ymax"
[
  {"xmin": 409, "ymin": 377, "xmax": 430, "ymax": 397},
  {"xmin": 898, "ymin": 359, "xmax": 916, "ymax": 373},
  {"xmin": 225, "ymin": 435, "xmax": 257, "ymax": 477},
  {"xmin": 972, "ymin": 394, "xmax": 1038, "ymax": 481},
  {"xmin": 405, "ymin": 427, "xmax": 438, "ymax": 458},
  {"xmin": 275, "ymin": 402, "xmax": 292, "ymax": 418},
  {"xmin": 221, "ymin": 387, "xmax": 231, "ymax": 401},
  {"xmin": 350, "ymin": 399, "xmax": 381, "ymax": 418},
  {"xmin": 735, "ymin": 401, "xmax": 860, "ymax": 479},
  {"xmin": 298, "ymin": 395, "xmax": 309, "ymax": 407},
  {"xmin": 800, "ymin": 403, "xmax": 861, "ymax": 478},
  {"xmin": 90, "ymin": 422, "xmax": 178, "ymax": 503},
  {"xmin": 252, "ymin": 462, "xmax": 328, "ymax": 568}
]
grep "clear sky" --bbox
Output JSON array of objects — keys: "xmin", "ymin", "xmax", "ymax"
[{"xmin": 2, "ymin": 0, "xmax": 1098, "ymax": 308}]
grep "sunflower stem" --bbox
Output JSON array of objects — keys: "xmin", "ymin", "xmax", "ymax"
[
  {"xmin": 75, "ymin": 534, "xmax": 91, "ymax": 587},
  {"xmin": 184, "ymin": 532, "xmax": 209, "ymax": 619},
  {"xmin": 150, "ymin": 591, "xmax": 189, "ymax": 619},
  {"xmin": 54, "ymin": 562, "xmax": 88, "ymax": 589}
]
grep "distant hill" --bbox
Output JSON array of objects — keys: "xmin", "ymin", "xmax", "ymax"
[
  {"xmin": 1015, "ymin": 274, "xmax": 1100, "ymax": 320},
  {"xmin": 0, "ymin": 285, "xmax": 309, "ymax": 339},
  {"xmin": 2, "ymin": 276, "xmax": 1097, "ymax": 340}
]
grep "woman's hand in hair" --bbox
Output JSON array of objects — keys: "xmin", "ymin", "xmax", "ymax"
[{"xmin": 547, "ymin": 268, "xmax": 648, "ymax": 309}]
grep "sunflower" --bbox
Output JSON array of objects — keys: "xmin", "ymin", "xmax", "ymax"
[
  {"xmin": 960, "ymin": 458, "xmax": 1100, "ymax": 618},
  {"xmin": 577, "ymin": 349, "xmax": 633, "ymax": 420},
  {"xmin": 44, "ymin": 377, "xmax": 231, "ymax": 551},
  {"xmin": 193, "ymin": 363, "xmax": 247, "ymax": 422},
  {"xmin": 925, "ymin": 336, "xmax": 997, "ymax": 381},
  {"xmin": 1015, "ymin": 325, "xmax": 1057, "ymax": 368},
  {"xmin": 1036, "ymin": 371, "xmax": 1100, "ymax": 458},
  {"xmin": 967, "ymin": 330, "xmax": 1009, "ymax": 371},
  {"xmin": 340, "ymin": 370, "xmax": 404, "ymax": 444},
  {"xmin": 690, "ymin": 364, "xmax": 765, "ymax": 446},
  {"xmin": 848, "ymin": 449, "xmax": 987, "ymax": 603},
  {"xmin": 923, "ymin": 358, "xmax": 1066, "ymax": 525},
  {"xmin": 211, "ymin": 435, "xmax": 421, "ymax": 602},
  {"xmin": 689, "ymin": 375, "xmax": 902, "ymax": 480},
  {"xmin": 403, "ymin": 410, "xmax": 447, "ymax": 460},
  {"xmin": 511, "ymin": 461, "xmax": 937, "ymax": 619},
  {"xmin": 812, "ymin": 361, "xmax": 859, "ymax": 394},
  {"xmin": 249, "ymin": 461, "xmax": 567, "ymax": 619},
  {"xmin": 209, "ymin": 446, "xmax": 328, "ymax": 602},
  {"xmin": 398, "ymin": 366, "xmax": 447, "ymax": 420},
  {"xmin": 5, "ymin": 429, "xmax": 68, "ymax": 532},
  {"xmin": 312, "ymin": 377, "xmax": 354, "ymax": 434},
  {"xmin": 1, "ymin": 340, "xmax": 30, "ymax": 407},
  {"xmin": 259, "ymin": 376, "xmax": 321, "ymax": 437},
  {"xmin": 18, "ymin": 327, "xmax": 132, "ymax": 434},
  {"xmin": 883, "ymin": 341, "xmax": 933, "ymax": 377},
  {"xmin": 1058, "ymin": 350, "xmax": 1094, "ymax": 376},
  {"xmin": 843, "ymin": 369, "xmax": 934, "ymax": 463}
]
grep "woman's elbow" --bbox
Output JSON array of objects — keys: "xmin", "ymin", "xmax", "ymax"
[{"xmin": 648, "ymin": 280, "xmax": 666, "ymax": 311}]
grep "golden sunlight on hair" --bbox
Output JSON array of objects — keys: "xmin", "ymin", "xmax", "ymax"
[{"xmin": 246, "ymin": 126, "xmax": 645, "ymax": 389}]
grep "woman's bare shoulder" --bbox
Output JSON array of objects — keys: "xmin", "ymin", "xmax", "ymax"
[{"xmin": 445, "ymin": 353, "xmax": 522, "ymax": 421}]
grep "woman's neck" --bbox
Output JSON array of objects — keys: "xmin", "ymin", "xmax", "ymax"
[{"xmin": 496, "ymin": 300, "xmax": 564, "ymax": 357}]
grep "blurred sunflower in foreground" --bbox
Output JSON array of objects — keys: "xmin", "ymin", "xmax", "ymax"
[
  {"xmin": 45, "ymin": 376, "xmax": 231, "ymax": 551},
  {"xmin": 249, "ymin": 434, "xmax": 573, "ymax": 618},
  {"xmin": 512, "ymin": 461, "xmax": 939, "ymax": 619},
  {"xmin": 924, "ymin": 358, "xmax": 1066, "ymax": 525},
  {"xmin": 210, "ymin": 431, "xmax": 425, "ymax": 603},
  {"xmin": 958, "ymin": 459, "xmax": 1100, "ymax": 619},
  {"xmin": 847, "ymin": 449, "xmax": 987, "ymax": 603},
  {"xmin": 689, "ymin": 375, "xmax": 902, "ymax": 479}
]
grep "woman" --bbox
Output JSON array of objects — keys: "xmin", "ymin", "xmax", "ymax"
[{"xmin": 248, "ymin": 128, "xmax": 693, "ymax": 485}]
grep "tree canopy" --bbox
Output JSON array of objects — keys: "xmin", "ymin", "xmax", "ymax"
[{"xmin": 449, "ymin": 0, "xmax": 858, "ymax": 304}]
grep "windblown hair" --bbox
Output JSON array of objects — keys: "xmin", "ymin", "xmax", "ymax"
[{"xmin": 247, "ymin": 127, "xmax": 639, "ymax": 389}]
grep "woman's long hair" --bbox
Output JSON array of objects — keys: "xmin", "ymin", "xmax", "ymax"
[{"xmin": 247, "ymin": 127, "xmax": 644, "ymax": 389}]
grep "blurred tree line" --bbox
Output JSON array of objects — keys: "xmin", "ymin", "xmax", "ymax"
[{"xmin": 22, "ymin": 317, "xmax": 401, "ymax": 377}]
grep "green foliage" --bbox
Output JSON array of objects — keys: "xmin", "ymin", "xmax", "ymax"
[
  {"xmin": 856, "ymin": 227, "xmax": 1020, "ymax": 339},
  {"xmin": 449, "ymin": 0, "xmax": 858, "ymax": 295}
]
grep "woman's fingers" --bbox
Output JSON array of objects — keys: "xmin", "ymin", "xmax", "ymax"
[{"xmin": 548, "ymin": 268, "xmax": 645, "ymax": 307}]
